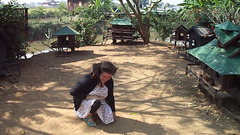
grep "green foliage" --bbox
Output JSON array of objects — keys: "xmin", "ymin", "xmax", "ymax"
[
  {"xmin": 73, "ymin": 0, "xmax": 114, "ymax": 46},
  {"xmin": 74, "ymin": 18, "xmax": 98, "ymax": 46},
  {"xmin": 29, "ymin": 6, "xmax": 46, "ymax": 20},
  {"xmin": 29, "ymin": 4, "xmax": 70, "ymax": 21},
  {"xmin": 55, "ymin": 2, "xmax": 70, "ymax": 20},
  {"xmin": 27, "ymin": 4, "xmax": 71, "ymax": 41},
  {"xmin": 45, "ymin": 9, "xmax": 55, "ymax": 18},
  {"xmin": 179, "ymin": 0, "xmax": 240, "ymax": 26},
  {"xmin": 74, "ymin": 0, "xmax": 104, "ymax": 21},
  {"xmin": 0, "ymin": 0, "xmax": 29, "ymax": 61},
  {"xmin": 151, "ymin": 10, "xmax": 180, "ymax": 40}
]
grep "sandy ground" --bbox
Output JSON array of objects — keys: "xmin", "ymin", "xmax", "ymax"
[{"xmin": 0, "ymin": 41, "xmax": 239, "ymax": 135}]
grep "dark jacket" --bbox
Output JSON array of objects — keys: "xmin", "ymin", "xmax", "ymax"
[{"xmin": 70, "ymin": 73, "xmax": 115, "ymax": 112}]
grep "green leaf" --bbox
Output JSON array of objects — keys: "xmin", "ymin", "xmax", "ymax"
[{"xmin": 130, "ymin": 112, "xmax": 139, "ymax": 115}]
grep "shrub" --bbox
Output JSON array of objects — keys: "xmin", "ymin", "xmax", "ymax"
[
  {"xmin": 73, "ymin": 17, "xmax": 98, "ymax": 46},
  {"xmin": 29, "ymin": 6, "xmax": 46, "ymax": 20},
  {"xmin": 0, "ymin": 1, "xmax": 29, "ymax": 61},
  {"xmin": 151, "ymin": 10, "xmax": 180, "ymax": 40}
]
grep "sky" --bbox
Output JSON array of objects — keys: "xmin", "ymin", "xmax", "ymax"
[
  {"xmin": 1, "ymin": 0, "xmax": 184, "ymax": 5},
  {"xmin": 161, "ymin": 0, "xmax": 184, "ymax": 5}
]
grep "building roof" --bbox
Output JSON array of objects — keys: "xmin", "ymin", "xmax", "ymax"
[
  {"xmin": 215, "ymin": 20, "xmax": 240, "ymax": 31},
  {"xmin": 110, "ymin": 19, "xmax": 133, "ymax": 26},
  {"xmin": 187, "ymin": 38, "xmax": 240, "ymax": 75},
  {"xmin": 187, "ymin": 26, "xmax": 213, "ymax": 37},
  {"xmin": 53, "ymin": 26, "xmax": 79, "ymax": 36},
  {"xmin": 175, "ymin": 25, "xmax": 188, "ymax": 31},
  {"xmin": 214, "ymin": 28, "xmax": 240, "ymax": 47}
]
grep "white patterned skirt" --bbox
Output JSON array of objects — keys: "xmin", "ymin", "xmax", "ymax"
[{"xmin": 75, "ymin": 85, "xmax": 114, "ymax": 124}]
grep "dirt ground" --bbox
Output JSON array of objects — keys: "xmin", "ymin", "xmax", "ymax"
[{"xmin": 0, "ymin": 41, "xmax": 240, "ymax": 135}]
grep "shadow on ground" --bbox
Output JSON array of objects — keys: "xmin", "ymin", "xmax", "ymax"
[{"xmin": 0, "ymin": 42, "xmax": 239, "ymax": 134}]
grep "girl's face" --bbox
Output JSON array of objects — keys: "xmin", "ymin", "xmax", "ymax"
[{"xmin": 99, "ymin": 72, "xmax": 112, "ymax": 84}]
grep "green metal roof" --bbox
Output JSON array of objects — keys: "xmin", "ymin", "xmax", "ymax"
[
  {"xmin": 214, "ymin": 28, "xmax": 240, "ymax": 46},
  {"xmin": 110, "ymin": 19, "xmax": 133, "ymax": 26},
  {"xmin": 53, "ymin": 26, "xmax": 79, "ymax": 36},
  {"xmin": 215, "ymin": 20, "xmax": 240, "ymax": 31},
  {"xmin": 187, "ymin": 38, "xmax": 240, "ymax": 75},
  {"xmin": 228, "ymin": 47, "xmax": 240, "ymax": 57}
]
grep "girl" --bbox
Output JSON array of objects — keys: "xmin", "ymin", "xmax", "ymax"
[{"xmin": 70, "ymin": 61, "xmax": 117, "ymax": 127}]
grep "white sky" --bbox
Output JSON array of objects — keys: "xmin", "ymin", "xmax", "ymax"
[
  {"xmin": 1, "ymin": 0, "xmax": 184, "ymax": 5},
  {"xmin": 161, "ymin": 0, "xmax": 184, "ymax": 5}
]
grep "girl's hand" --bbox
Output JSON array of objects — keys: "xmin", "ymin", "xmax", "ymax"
[{"xmin": 93, "ymin": 95, "xmax": 104, "ymax": 100}]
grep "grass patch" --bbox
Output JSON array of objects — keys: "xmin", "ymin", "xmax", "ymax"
[{"xmin": 27, "ymin": 38, "xmax": 57, "ymax": 53}]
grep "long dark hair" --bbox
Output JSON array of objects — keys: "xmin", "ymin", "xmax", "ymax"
[{"xmin": 91, "ymin": 61, "xmax": 118, "ymax": 83}]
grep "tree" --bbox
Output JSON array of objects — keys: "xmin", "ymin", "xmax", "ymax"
[
  {"xmin": 151, "ymin": 9, "xmax": 180, "ymax": 40},
  {"xmin": 55, "ymin": 2, "xmax": 69, "ymax": 20},
  {"xmin": 202, "ymin": 0, "xmax": 240, "ymax": 25},
  {"xmin": 119, "ymin": 0, "xmax": 162, "ymax": 44},
  {"xmin": 0, "ymin": 0, "xmax": 29, "ymax": 61},
  {"xmin": 30, "ymin": 6, "xmax": 46, "ymax": 20},
  {"xmin": 179, "ymin": 0, "xmax": 240, "ymax": 26},
  {"xmin": 73, "ymin": 0, "xmax": 113, "ymax": 45}
]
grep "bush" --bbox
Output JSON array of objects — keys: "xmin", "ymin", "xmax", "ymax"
[
  {"xmin": 73, "ymin": 17, "xmax": 98, "ymax": 46},
  {"xmin": 151, "ymin": 10, "xmax": 180, "ymax": 40},
  {"xmin": 0, "ymin": 1, "xmax": 29, "ymax": 61},
  {"xmin": 29, "ymin": 6, "xmax": 46, "ymax": 20},
  {"xmin": 45, "ymin": 9, "xmax": 56, "ymax": 18}
]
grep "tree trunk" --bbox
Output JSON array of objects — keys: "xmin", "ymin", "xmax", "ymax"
[
  {"xmin": 139, "ymin": 27, "xmax": 150, "ymax": 44},
  {"xmin": 142, "ymin": 34, "xmax": 150, "ymax": 44},
  {"xmin": 118, "ymin": 0, "xmax": 162, "ymax": 44}
]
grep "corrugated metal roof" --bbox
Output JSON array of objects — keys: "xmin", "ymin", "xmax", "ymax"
[
  {"xmin": 187, "ymin": 38, "xmax": 240, "ymax": 75},
  {"xmin": 215, "ymin": 20, "xmax": 240, "ymax": 31},
  {"xmin": 228, "ymin": 47, "xmax": 240, "ymax": 57},
  {"xmin": 187, "ymin": 26, "xmax": 212, "ymax": 37},
  {"xmin": 53, "ymin": 26, "xmax": 79, "ymax": 36},
  {"xmin": 110, "ymin": 19, "xmax": 133, "ymax": 26},
  {"xmin": 214, "ymin": 28, "xmax": 240, "ymax": 46}
]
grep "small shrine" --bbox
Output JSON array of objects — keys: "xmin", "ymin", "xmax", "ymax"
[
  {"xmin": 186, "ymin": 26, "xmax": 215, "ymax": 49},
  {"xmin": 110, "ymin": 19, "xmax": 138, "ymax": 44},
  {"xmin": 174, "ymin": 25, "xmax": 188, "ymax": 46},
  {"xmin": 186, "ymin": 21, "xmax": 240, "ymax": 104},
  {"xmin": 51, "ymin": 26, "xmax": 80, "ymax": 53}
]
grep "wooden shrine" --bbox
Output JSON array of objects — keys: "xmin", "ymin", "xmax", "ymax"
[
  {"xmin": 186, "ymin": 21, "xmax": 240, "ymax": 104},
  {"xmin": 186, "ymin": 26, "xmax": 214, "ymax": 49},
  {"xmin": 174, "ymin": 25, "xmax": 188, "ymax": 46},
  {"xmin": 51, "ymin": 26, "xmax": 80, "ymax": 53},
  {"xmin": 110, "ymin": 19, "xmax": 138, "ymax": 44}
]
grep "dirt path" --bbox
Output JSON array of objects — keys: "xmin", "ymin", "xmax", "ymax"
[{"xmin": 0, "ymin": 41, "xmax": 239, "ymax": 135}]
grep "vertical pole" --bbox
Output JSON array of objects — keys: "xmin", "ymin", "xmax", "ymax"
[
  {"xmin": 48, "ymin": 28, "xmax": 50, "ymax": 46},
  {"xmin": 25, "ymin": 8, "xmax": 28, "ymax": 39}
]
